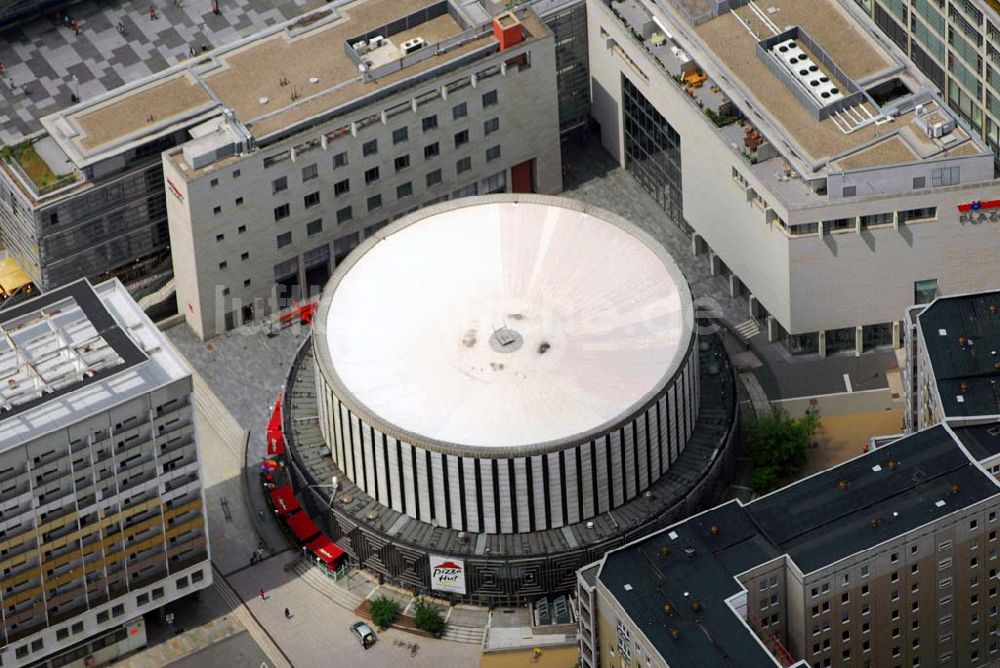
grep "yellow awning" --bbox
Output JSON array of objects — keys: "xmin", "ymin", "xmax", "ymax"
[{"xmin": 0, "ymin": 257, "xmax": 32, "ymax": 294}]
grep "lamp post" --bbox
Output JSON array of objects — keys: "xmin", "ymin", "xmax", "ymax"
[{"xmin": 71, "ymin": 75, "xmax": 79, "ymax": 103}]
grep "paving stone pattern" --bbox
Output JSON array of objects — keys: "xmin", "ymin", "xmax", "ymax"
[{"xmin": 0, "ymin": 0, "xmax": 327, "ymax": 146}]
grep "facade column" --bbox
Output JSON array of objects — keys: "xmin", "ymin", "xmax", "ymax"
[
  {"xmin": 749, "ymin": 295, "xmax": 758, "ymax": 319},
  {"xmin": 729, "ymin": 274, "xmax": 739, "ymax": 298},
  {"xmin": 818, "ymin": 330, "xmax": 827, "ymax": 358},
  {"xmin": 855, "ymin": 325, "xmax": 864, "ymax": 356},
  {"xmin": 691, "ymin": 233, "xmax": 701, "ymax": 257},
  {"xmin": 892, "ymin": 320, "xmax": 902, "ymax": 349},
  {"xmin": 767, "ymin": 315, "xmax": 779, "ymax": 343},
  {"xmin": 708, "ymin": 250, "xmax": 720, "ymax": 276}
]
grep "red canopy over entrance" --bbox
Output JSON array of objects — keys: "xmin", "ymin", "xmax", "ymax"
[
  {"xmin": 267, "ymin": 395, "xmax": 285, "ymax": 456},
  {"xmin": 269, "ymin": 485, "xmax": 300, "ymax": 516},
  {"xmin": 307, "ymin": 535, "xmax": 345, "ymax": 567},
  {"xmin": 286, "ymin": 510, "xmax": 321, "ymax": 543}
]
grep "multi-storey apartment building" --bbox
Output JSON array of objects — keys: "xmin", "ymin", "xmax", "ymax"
[
  {"xmin": 155, "ymin": 0, "xmax": 561, "ymax": 339},
  {"xmin": 0, "ymin": 279, "xmax": 211, "ymax": 667},
  {"xmin": 902, "ymin": 288, "xmax": 1000, "ymax": 432},
  {"xmin": 0, "ymin": 0, "xmax": 582, "ymax": 308},
  {"xmin": 855, "ymin": 0, "xmax": 1000, "ymax": 163},
  {"xmin": 577, "ymin": 424, "xmax": 1000, "ymax": 668},
  {"xmin": 587, "ymin": 0, "xmax": 1000, "ymax": 357}
]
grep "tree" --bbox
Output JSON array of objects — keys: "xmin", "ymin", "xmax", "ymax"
[
  {"xmin": 369, "ymin": 596, "xmax": 400, "ymax": 628},
  {"xmin": 746, "ymin": 407, "xmax": 820, "ymax": 494},
  {"xmin": 413, "ymin": 598, "xmax": 445, "ymax": 636}
]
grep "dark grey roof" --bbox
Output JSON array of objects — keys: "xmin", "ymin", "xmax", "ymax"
[
  {"xmin": 600, "ymin": 501, "xmax": 780, "ymax": 668},
  {"xmin": 953, "ymin": 422, "xmax": 1000, "ymax": 461},
  {"xmin": 598, "ymin": 425, "xmax": 1000, "ymax": 667},
  {"xmin": 917, "ymin": 291, "xmax": 1000, "ymax": 418},
  {"xmin": 748, "ymin": 425, "xmax": 997, "ymax": 573}
]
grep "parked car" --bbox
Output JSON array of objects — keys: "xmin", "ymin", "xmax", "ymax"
[{"xmin": 350, "ymin": 621, "xmax": 376, "ymax": 649}]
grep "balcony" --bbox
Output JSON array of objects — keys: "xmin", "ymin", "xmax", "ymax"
[{"xmin": 1, "ymin": 138, "xmax": 78, "ymax": 199}]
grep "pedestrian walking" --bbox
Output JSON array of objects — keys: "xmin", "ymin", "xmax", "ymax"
[
  {"xmin": 211, "ymin": 0, "xmax": 220, "ymax": 15},
  {"xmin": 257, "ymin": 509, "xmax": 265, "ymax": 521},
  {"xmin": 71, "ymin": 19, "xmax": 79, "ymax": 35},
  {"xmin": 259, "ymin": 588, "xmax": 267, "ymax": 600},
  {"xmin": 116, "ymin": 21, "xmax": 126, "ymax": 34},
  {"xmin": 148, "ymin": 5, "xmax": 157, "ymax": 20},
  {"xmin": 0, "ymin": 63, "xmax": 5, "ymax": 78},
  {"xmin": 284, "ymin": 607, "xmax": 292, "ymax": 619}
]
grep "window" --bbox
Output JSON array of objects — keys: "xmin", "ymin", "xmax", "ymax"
[
  {"xmin": 861, "ymin": 565, "xmax": 870, "ymax": 578},
  {"xmin": 333, "ymin": 151, "xmax": 348, "ymax": 168},
  {"xmin": 192, "ymin": 570, "xmax": 205, "ymax": 583},
  {"xmin": 891, "ymin": 571, "xmax": 899, "ymax": 583},
  {"xmin": 241, "ymin": 251, "xmax": 249, "ymax": 261},
  {"xmin": 397, "ymin": 182, "xmax": 413, "ymax": 199},
  {"xmin": 891, "ymin": 552, "xmax": 899, "ymax": 563},
  {"xmin": 862, "ymin": 603, "xmax": 870, "ymax": 616},
  {"xmin": 973, "ymin": 519, "xmax": 980, "ymax": 530},
  {"xmin": 486, "ymin": 145, "xmax": 501, "ymax": 161},
  {"xmin": 367, "ymin": 194, "xmax": 382, "ymax": 212},
  {"xmin": 302, "ymin": 163, "xmax": 318, "ymax": 181},
  {"xmin": 232, "ymin": 169, "xmax": 240, "ymax": 178},
  {"xmin": 482, "ymin": 89, "xmax": 498, "ymax": 107},
  {"xmin": 210, "ymin": 178, "xmax": 219, "ymax": 188},
  {"xmin": 425, "ymin": 142, "xmax": 440, "ymax": 159},
  {"xmin": 304, "ymin": 192, "xmax": 320, "ymax": 209},
  {"xmin": 899, "ymin": 207, "xmax": 937, "ymax": 224},
  {"xmin": 235, "ymin": 197, "xmax": 244, "ymax": 206},
  {"xmin": 334, "ymin": 179, "xmax": 350, "ymax": 196},
  {"xmin": 841, "ymin": 185, "xmax": 856, "ymax": 197},
  {"xmin": 213, "ymin": 205, "xmax": 221, "ymax": 215},
  {"xmin": 454, "ymin": 130, "xmax": 469, "ymax": 147},
  {"xmin": 941, "ymin": 557, "xmax": 953, "ymax": 570},
  {"xmin": 365, "ymin": 167, "xmax": 380, "ymax": 185},
  {"xmin": 277, "ymin": 232, "xmax": 292, "ymax": 248},
  {"xmin": 336, "ymin": 206, "xmax": 353, "ymax": 224},
  {"xmin": 395, "ymin": 155, "xmax": 411, "ymax": 172},
  {"xmin": 177, "ymin": 576, "xmax": 189, "ymax": 589},
  {"xmin": 426, "ymin": 169, "xmax": 442, "ymax": 187},
  {"xmin": 272, "ymin": 176, "xmax": 288, "ymax": 194},
  {"xmin": 422, "ymin": 115, "xmax": 438, "ymax": 131},
  {"xmin": 216, "ymin": 233, "xmax": 224, "ymax": 242},
  {"xmin": 913, "ymin": 176, "xmax": 926, "ymax": 189},
  {"xmin": 932, "ymin": 165, "xmax": 960, "ymax": 186},
  {"xmin": 15, "ymin": 646, "xmax": 27, "ymax": 659},
  {"xmin": 393, "ymin": 127, "xmax": 409, "ymax": 144},
  {"xmin": 453, "ymin": 102, "xmax": 468, "ymax": 119},
  {"xmin": 273, "ymin": 204, "xmax": 290, "ymax": 222},
  {"xmin": 307, "ymin": 219, "xmax": 322, "ymax": 236},
  {"xmin": 219, "ymin": 261, "xmax": 228, "ymax": 270},
  {"xmin": 57, "ymin": 627, "xmax": 69, "ymax": 640},
  {"xmin": 940, "ymin": 540, "xmax": 953, "ymax": 552},
  {"xmin": 842, "ymin": 592, "xmax": 849, "ymax": 604},
  {"xmin": 363, "ymin": 139, "xmax": 378, "ymax": 157},
  {"xmin": 97, "ymin": 610, "xmax": 109, "ymax": 623},
  {"xmin": 457, "ymin": 157, "xmax": 471, "ymax": 173},
  {"xmin": 238, "ymin": 225, "xmax": 247, "ymax": 234},
  {"xmin": 862, "ymin": 584, "xmax": 869, "ymax": 596},
  {"xmin": 112, "ymin": 603, "xmax": 125, "ymax": 617},
  {"xmin": 244, "ymin": 279, "xmax": 251, "ymax": 288},
  {"xmin": 484, "ymin": 117, "xmax": 500, "ymax": 135}
]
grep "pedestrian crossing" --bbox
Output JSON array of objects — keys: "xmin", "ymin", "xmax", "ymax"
[{"xmin": 734, "ymin": 319, "xmax": 760, "ymax": 339}]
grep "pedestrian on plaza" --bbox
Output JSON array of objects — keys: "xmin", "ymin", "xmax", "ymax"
[
  {"xmin": 259, "ymin": 588, "xmax": 267, "ymax": 600},
  {"xmin": 284, "ymin": 608, "xmax": 292, "ymax": 619},
  {"xmin": 188, "ymin": 46, "xmax": 196, "ymax": 57},
  {"xmin": 257, "ymin": 509, "xmax": 265, "ymax": 521},
  {"xmin": 71, "ymin": 19, "xmax": 79, "ymax": 35},
  {"xmin": 149, "ymin": 5, "xmax": 157, "ymax": 20},
  {"xmin": 250, "ymin": 552, "xmax": 256, "ymax": 566},
  {"xmin": 0, "ymin": 64, "xmax": 5, "ymax": 78},
  {"xmin": 211, "ymin": 0, "xmax": 220, "ymax": 15},
  {"xmin": 117, "ymin": 21, "xmax": 126, "ymax": 34}
]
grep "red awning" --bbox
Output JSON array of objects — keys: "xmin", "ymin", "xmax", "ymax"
[
  {"xmin": 286, "ymin": 510, "xmax": 321, "ymax": 543},
  {"xmin": 307, "ymin": 535, "xmax": 345, "ymax": 566},
  {"xmin": 269, "ymin": 485, "xmax": 300, "ymax": 516},
  {"xmin": 267, "ymin": 395, "xmax": 285, "ymax": 456}
]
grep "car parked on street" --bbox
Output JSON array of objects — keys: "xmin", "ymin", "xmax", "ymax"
[{"xmin": 350, "ymin": 621, "xmax": 375, "ymax": 649}]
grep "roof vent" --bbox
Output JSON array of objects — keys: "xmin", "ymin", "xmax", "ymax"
[
  {"xmin": 661, "ymin": 546, "xmax": 670, "ymax": 557},
  {"xmin": 624, "ymin": 583, "xmax": 634, "ymax": 591},
  {"xmin": 871, "ymin": 515, "xmax": 880, "ymax": 528},
  {"xmin": 960, "ymin": 336, "xmax": 969, "ymax": 347},
  {"xmin": 991, "ymin": 304, "xmax": 998, "ymax": 314},
  {"xmin": 961, "ymin": 382, "xmax": 970, "ymax": 393},
  {"xmin": 684, "ymin": 546, "xmax": 696, "ymax": 558},
  {"xmin": 671, "ymin": 628, "xmax": 680, "ymax": 639},
  {"xmin": 887, "ymin": 459, "xmax": 898, "ymax": 470},
  {"xmin": 709, "ymin": 525, "xmax": 719, "ymax": 535},
  {"xmin": 951, "ymin": 484, "xmax": 960, "ymax": 495},
  {"xmin": 838, "ymin": 479, "xmax": 849, "ymax": 490},
  {"xmin": 309, "ymin": 76, "xmax": 320, "ymax": 84},
  {"xmin": 872, "ymin": 464, "xmax": 883, "ymax": 472},
  {"xmin": 691, "ymin": 600, "xmax": 702, "ymax": 611},
  {"xmin": 663, "ymin": 603, "xmax": 672, "ymax": 614},
  {"xmin": 935, "ymin": 499, "xmax": 946, "ymax": 508},
  {"xmin": 457, "ymin": 531, "xmax": 468, "ymax": 543},
  {"xmin": 939, "ymin": 329, "xmax": 948, "ymax": 336},
  {"xmin": 668, "ymin": 531, "xmax": 679, "ymax": 540},
  {"xmin": 259, "ymin": 97, "xmax": 269, "ymax": 105},
  {"xmin": 586, "ymin": 521, "xmax": 594, "ymax": 529},
  {"xmin": 988, "ymin": 425, "xmax": 1000, "ymax": 437}
]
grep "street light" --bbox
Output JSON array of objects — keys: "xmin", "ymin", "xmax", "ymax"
[{"xmin": 71, "ymin": 75, "xmax": 79, "ymax": 103}]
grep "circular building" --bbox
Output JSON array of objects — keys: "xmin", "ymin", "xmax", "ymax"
[{"xmin": 313, "ymin": 195, "xmax": 697, "ymax": 534}]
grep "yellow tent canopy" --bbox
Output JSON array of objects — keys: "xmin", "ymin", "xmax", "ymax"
[{"xmin": 0, "ymin": 257, "xmax": 32, "ymax": 295}]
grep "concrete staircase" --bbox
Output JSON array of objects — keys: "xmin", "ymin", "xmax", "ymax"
[
  {"xmin": 291, "ymin": 560, "xmax": 364, "ymax": 611},
  {"xmin": 734, "ymin": 318, "xmax": 761, "ymax": 339},
  {"xmin": 442, "ymin": 624, "xmax": 486, "ymax": 645}
]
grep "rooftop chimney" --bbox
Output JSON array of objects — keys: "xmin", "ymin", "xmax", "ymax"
[{"xmin": 492, "ymin": 11, "xmax": 523, "ymax": 51}]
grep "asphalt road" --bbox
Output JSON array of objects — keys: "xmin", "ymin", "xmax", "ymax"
[{"xmin": 167, "ymin": 631, "xmax": 270, "ymax": 668}]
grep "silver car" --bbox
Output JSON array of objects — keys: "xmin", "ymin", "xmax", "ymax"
[{"xmin": 350, "ymin": 621, "xmax": 375, "ymax": 649}]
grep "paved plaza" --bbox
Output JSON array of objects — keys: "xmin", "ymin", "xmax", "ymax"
[{"xmin": 0, "ymin": 0, "xmax": 327, "ymax": 146}]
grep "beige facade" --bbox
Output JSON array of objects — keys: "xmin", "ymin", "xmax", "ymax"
[
  {"xmin": 162, "ymin": 4, "xmax": 561, "ymax": 340},
  {"xmin": 586, "ymin": 0, "xmax": 1000, "ymax": 356}
]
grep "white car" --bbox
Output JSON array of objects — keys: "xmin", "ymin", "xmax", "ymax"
[{"xmin": 350, "ymin": 621, "xmax": 375, "ymax": 649}]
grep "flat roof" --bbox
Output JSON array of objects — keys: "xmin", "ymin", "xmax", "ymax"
[
  {"xmin": 917, "ymin": 290, "xmax": 1000, "ymax": 418},
  {"xmin": 653, "ymin": 0, "xmax": 990, "ymax": 171},
  {"xmin": 0, "ymin": 279, "xmax": 191, "ymax": 453},
  {"xmin": 954, "ymin": 422, "xmax": 1000, "ymax": 462},
  {"xmin": 318, "ymin": 196, "xmax": 693, "ymax": 451},
  {"xmin": 44, "ymin": 0, "xmax": 546, "ymax": 164},
  {"xmin": 598, "ymin": 425, "xmax": 1000, "ymax": 666}
]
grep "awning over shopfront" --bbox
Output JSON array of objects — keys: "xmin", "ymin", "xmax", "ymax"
[
  {"xmin": 307, "ymin": 535, "xmax": 345, "ymax": 567},
  {"xmin": 286, "ymin": 510, "xmax": 321, "ymax": 543},
  {"xmin": 269, "ymin": 485, "xmax": 300, "ymax": 516},
  {"xmin": 267, "ymin": 395, "xmax": 285, "ymax": 456}
]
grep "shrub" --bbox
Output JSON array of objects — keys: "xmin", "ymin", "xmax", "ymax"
[
  {"xmin": 746, "ymin": 407, "xmax": 820, "ymax": 494},
  {"xmin": 369, "ymin": 596, "xmax": 400, "ymax": 628},
  {"xmin": 413, "ymin": 598, "xmax": 445, "ymax": 636}
]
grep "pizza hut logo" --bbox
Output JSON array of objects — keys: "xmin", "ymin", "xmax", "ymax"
[
  {"xmin": 958, "ymin": 199, "xmax": 1000, "ymax": 223},
  {"xmin": 432, "ymin": 561, "xmax": 463, "ymax": 583}
]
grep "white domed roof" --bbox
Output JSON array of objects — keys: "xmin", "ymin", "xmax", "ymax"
[{"xmin": 321, "ymin": 198, "xmax": 692, "ymax": 450}]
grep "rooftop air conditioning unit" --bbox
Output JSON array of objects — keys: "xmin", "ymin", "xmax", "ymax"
[
  {"xmin": 352, "ymin": 40, "xmax": 368, "ymax": 55},
  {"xmin": 368, "ymin": 35, "xmax": 384, "ymax": 50},
  {"xmin": 401, "ymin": 37, "xmax": 425, "ymax": 55}
]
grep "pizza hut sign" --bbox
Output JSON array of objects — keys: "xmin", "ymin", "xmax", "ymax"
[
  {"xmin": 958, "ymin": 199, "xmax": 1000, "ymax": 224},
  {"xmin": 429, "ymin": 555, "xmax": 467, "ymax": 594}
]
